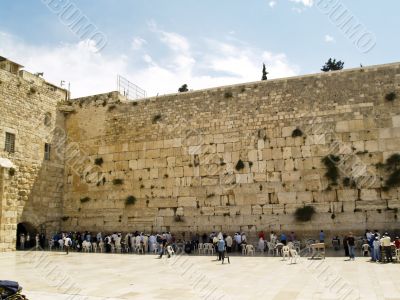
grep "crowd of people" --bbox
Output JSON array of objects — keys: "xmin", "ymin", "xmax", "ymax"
[
  {"xmin": 18, "ymin": 229, "xmax": 400, "ymax": 263},
  {"xmin": 332, "ymin": 229, "xmax": 400, "ymax": 263}
]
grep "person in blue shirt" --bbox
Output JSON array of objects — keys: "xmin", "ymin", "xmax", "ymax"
[
  {"xmin": 217, "ymin": 238, "xmax": 226, "ymax": 263},
  {"xmin": 280, "ymin": 233, "xmax": 287, "ymax": 245},
  {"xmin": 319, "ymin": 230, "xmax": 325, "ymax": 243}
]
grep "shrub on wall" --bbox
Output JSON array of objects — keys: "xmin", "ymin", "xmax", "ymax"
[
  {"xmin": 322, "ymin": 155, "xmax": 340, "ymax": 185},
  {"xmin": 385, "ymin": 92, "xmax": 396, "ymax": 102},
  {"xmin": 152, "ymin": 114, "xmax": 162, "ymax": 123},
  {"xmin": 113, "ymin": 178, "xmax": 124, "ymax": 185},
  {"xmin": 292, "ymin": 128, "xmax": 303, "ymax": 138},
  {"xmin": 294, "ymin": 205, "xmax": 316, "ymax": 222},
  {"xmin": 380, "ymin": 153, "xmax": 400, "ymax": 191},
  {"xmin": 80, "ymin": 197, "xmax": 90, "ymax": 203},
  {"xmin": 94, "ymin": 157, "xmax": 103, "ymax": 166},
  {"xmin": 8, "ymin": 168, "xmax": 15, "ymax": 176},
  {"xmin": 125, "ymin": 195, "xmax": 136, "ymax": 205},
  {"xmin": 224, "ymin": 91, "xmax": 233, "ymax": 98},
  {"xmin": 235, "ymin": 159, "xmax": 245, "ymax": 171}
]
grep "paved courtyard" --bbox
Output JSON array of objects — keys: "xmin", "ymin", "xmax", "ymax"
[{"xmin": 0, "ymin": 251, "xmax": 399, "ymax": 300}]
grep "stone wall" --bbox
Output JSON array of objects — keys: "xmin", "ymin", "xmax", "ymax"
[
  {"xmin": 61, "ymin": 62, "xmax": 400, "ymax": 240},
  {"xmin": 0, "ymin": 68, "xmax": 67, "ymax": 251}
]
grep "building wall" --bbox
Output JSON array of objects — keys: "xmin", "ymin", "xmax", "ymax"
[
  {"xmin": 0, "ymin": 68, "xmax": 67, "ymax": 251},
  {"xmin": 61, "ymin": 63, "xmax": 400, "ymax": 240}
]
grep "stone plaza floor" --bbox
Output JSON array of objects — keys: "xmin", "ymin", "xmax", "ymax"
[{"xmin": 0, "ymin": 251, "xmax": 399, "ymax": 300}]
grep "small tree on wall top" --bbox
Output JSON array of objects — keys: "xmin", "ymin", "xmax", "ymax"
[
  {"xmin": 178, "ymin": 84, "xmax": 189, "ymax": 92},
  {"xmin": 321, "ymin": 58, "xmax": 344, "ymax": 72},
  {"xmin": 261, "ymin": 63, "xmax": 268, "ymax": 81}
]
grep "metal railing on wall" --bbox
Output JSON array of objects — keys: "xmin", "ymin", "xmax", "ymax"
[{"xmin": 117, "ymin": 75, "xmax": 147, "ymax": 101}]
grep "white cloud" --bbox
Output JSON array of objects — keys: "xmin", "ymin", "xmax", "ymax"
[
  {"xmin": 131, "ymin": 37, "xmax": 147, "ymax": 50},
  {"xmin": 269, "ymin": 1, "xmax": 277, "ymax": 8},
  {"xmin": 0, "ymin": 28, "xmax": 300, "ymax": 98},
  {"xmin": 324, "ymin": 34, "xmax": 335, "ymax": 43},
  {"xmin": 290, "ymin": 0, "xmax": 313, "ymax": 7}
]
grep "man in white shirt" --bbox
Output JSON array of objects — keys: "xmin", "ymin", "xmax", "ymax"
[
  {"xmin": 380, "ymin": 233, "xmax": 393, "ymax": 263},
  {"xmin": 64, "ymin": 236, "xmax": 72, "ymax": 254},
  {"xmin": 225, "ymin": 235, "xmax": 233, "ymax": 253},
  {"xmin": 234, "ymin": 233, "xmax": 242, "ymax": 252}
]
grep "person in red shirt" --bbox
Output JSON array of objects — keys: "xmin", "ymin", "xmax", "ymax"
[
  {"xmin": 258, "ymin": 231, "xmax": 265, "ymax": 240},
  {"xmin": 395, "ymin": 237, "xmax": 400, "ymax": 249}
]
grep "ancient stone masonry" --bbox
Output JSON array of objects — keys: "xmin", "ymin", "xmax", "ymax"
[
  {"xmin": 1, "ymin": 59, "xmax": 400, "ymax": 252},
  {"xmin": 0, "ymin": 58, "xmax": 67, "ymax": 251},
  {"xmin": 61, "ymin": 62, "xmax": 400, "ymax": 241}
]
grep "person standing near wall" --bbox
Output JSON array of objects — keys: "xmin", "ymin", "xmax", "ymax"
[
  {"xmin": 19, "ymin": 234, "xmax": 25, "ymax": 250},
  {"xmin": 347, "ymin": 232, "xmax": 355, "ymax": 261},
  {"xmin": 217, "ymin": 238, "xmax": 226, "ymax": 263},
  {"xmin": 372, "ymin": 236, "xmax": 381, "ymax": 262},
  {"xmin": 380, "ymin": 233, "xmax": 393, "ymax": 263},
  {"xmin": 64, "ymin": 235, "xmax": 72, "ymax": 255}
]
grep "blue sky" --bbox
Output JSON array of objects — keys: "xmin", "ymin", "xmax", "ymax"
[{"xmin": 0, "ymin": 0, "xmax": 399, "ymax": 97}]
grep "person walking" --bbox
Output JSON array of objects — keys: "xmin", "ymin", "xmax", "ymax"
[
  {"xmin": 217, "ymin": 238, "xmax": 226, "ymax": 263},
  {"xmin": 347, "ymin": 232, "xmax": 355, "ymax": 260}
]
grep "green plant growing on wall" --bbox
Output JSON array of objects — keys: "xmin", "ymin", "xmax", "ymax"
[
  {"xmin": 29, "ymin": 86, "xmax": 37, "ymax": 94},
  {"xmin": 322, "ymin": 155, "xmax": 340, "ymax": 185},
  {"xmin": 113, "ymin": 178, "xmax": 124, "ymax": 185},
  {"xmin": 261, "ymin": 63, "xmax": 268, "ymax": 81},
  {"xmin": 80, "ymin": 197, "xmax": 90, "ymax": 203},
  {"xmin": 94, "ymin": 157, "xmax": 103, "ymax": 166},
  {"xmin": 224, "ymin": 91, "xmax": 233, "ymax": 98},
  {"xmin": 235, "ymin": 159, "xmax": 245, "ymax": 171},
  {"xmin": 125, "ymin": 195, "xmax": 136, "ymax": 205},
  {"xmin": 380, "ymin": 153, "xmax": 400, "ymax": 191},
  {"xmin": 321, "ymin": 58, "xmax": 344, "ymax": 72},
  {"xmin": 294, "ymin": 205, "xmax": 316, "ymax": 222},
  {"xmin": 178, "ymin": 84, "xmax": 189, "ymax": 92},
  {"xmin": 8, "ymin": 168, "xmax": 15, "ymax": 176},
  {"xmin": 291, "ymin": 128, "xmax": 303, "ymax": 137},
  {"xmin": 152, "ymin": 114, "xmax": 162, "ymax": 123},
  {"xmin": 385, "ymin": 92, "xmax": 396, "ymax": 102}
]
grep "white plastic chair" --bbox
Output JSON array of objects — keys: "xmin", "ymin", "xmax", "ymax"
[
  {"xmin": 246, "ymin": 244, "xmax": 255, "ymax": 255},
  {"xmin": 198, "ymin": 243, "xmax": 204, "ymax": 254},
  {"xmin": 267, "ymin": 242, "xmax": 276, "ymax": 256},
  {"xmin": 293, "ymin": 241, "xmax": 301, "ymax": 253},
  {"xmin": 290, "ymin": 249, "xmax": 299, "ymax": 264},
  {"xmin": 205, "ymin": 243, "xmax": 214, "ymax": 255},
  {"xmin": 361, "ymin": 244, "xmax": 369, "ymax": 256},
  {"xmin": 282, "ymin": 246, "xmax": 290, "ymax": 260},
  {"xmin": 166, "ymin": 245, "xmax": 175, "ymax": 256},
  {"xmin": 242, "ymin": 244, "xmax": 247, "ymax": 255},
  {"xmin": 92, "ymin": 242, "xmax": 97, "ymax": 253},
  {"xmin": 396, "ymin": 249, "xmax": 400, "ymax": 262}
]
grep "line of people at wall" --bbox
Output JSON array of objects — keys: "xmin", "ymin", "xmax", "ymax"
[
  {"xmin": 18, "ymin": 233, "xmax": 45, "ymax": 250},
  {"xmin": 331, "ymin": 229, "xmax": 400, "ymax": 262}
]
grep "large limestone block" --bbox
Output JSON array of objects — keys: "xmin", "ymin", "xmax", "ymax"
[
  {"xmin": 277, "ymin": 192, "xmax": 296, "ymax": 204},
  {"xmin": 178, "ymin": 196, "xmax": 197, "ymax": 207},
  {"xmin": 360, "ymin": 189, "xmax": 378, "ymax": 201}
]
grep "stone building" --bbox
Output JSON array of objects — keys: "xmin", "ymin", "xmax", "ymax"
[
  {"xmin": 0, "ymin": 56, "xmax": 67, "ymax": 251},
  {"xmin": 1, "ymin": 56, "xmax": 400, "ymax": 251}
]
